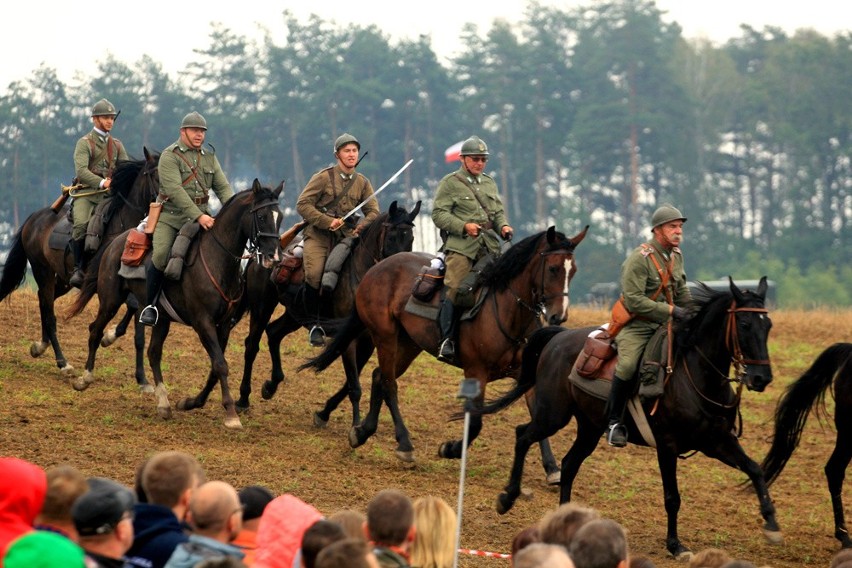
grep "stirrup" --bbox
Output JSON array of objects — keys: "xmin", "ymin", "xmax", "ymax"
[
  {"xmin": 606, "ymin": 423, "xmax": 628, "ymax": 447},
  {"xmin": 309, "ymin": 325, "xmax": 326, "ymax": 347},
  {"xmin": 437, "ymin": 339, "xmax": 456, "ymax": 363},
  {"xmin": 139, "ymin": 305, "xmax": 159, "ymax": 327},
  {"xmin": 69, "ymin": 269, "xmax": 85, "ymax": 288}
]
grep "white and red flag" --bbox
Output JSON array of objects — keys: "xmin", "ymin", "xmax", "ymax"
[{"xmin": 444, "ymin": 140, "xmax": 464, "ymax": 163}]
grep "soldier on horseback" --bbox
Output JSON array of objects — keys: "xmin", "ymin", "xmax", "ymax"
[
  {"xmin": 138, "ymin": 112, "xmax": 233, "ymax": 326},
  {"xmin": 69, "ymin": 98, "xmax": 128, "ymax": 288},
  {"xmin": 605, "ymin": 204, "xmax": 692, "ymax": 447},
  {"xmin": 431, "ymin": 136, "xmax": 513, "ymax": 364},
  {"xmin": 295, "ymin": 133, "xmax": 379, "ymax": 346}
]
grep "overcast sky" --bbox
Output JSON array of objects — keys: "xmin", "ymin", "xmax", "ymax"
[{"xmin": 2, "ymin": 0, "xmax": 848, "ymax": 91}]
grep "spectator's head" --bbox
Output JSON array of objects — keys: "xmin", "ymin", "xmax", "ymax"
[
  {"xmin": 366, "ymin": 489, "xmax": 415, "ymax": 548},
  {"xmin": 188, "ymin": 481, "xmax": 243, "ymax": 543},
  {"xmin": 0, "ymin": 457, "xmax": 47, "ymax": 557},
  {"xmin": 831, "ymin": 549, "xmax": 852, "ymax": 568},
  {"xmin": 511, "ymin": 524, "xmax": 541, "ymax": 563},
  {"xmin": 629, "ymin": 556, "xmax": 657, "ymax": 568},
  {"xmin": 255, "ymin": 494, "xmax": 323, "ymax": 568},
  {"xmin": 315, "ymin": 537, "xmax": 381, "ymax": 568},
  {"xmin": 4, "ymin": 530, "xmax": 86, "ymax": 568},
  {"xmin": 195, "ymin": 558, "xmax": 248, "ymax": 568},
  {"xmin": 35, "ymin": 464, "xmax": 88, "ymax": 540},
  {"xmin": 238, "ymin": 485, "xmax": 274, "ymax": 531},
  {"xmin": 72, "ymin": 477, "xmax": 136, "ymax": 557},
  {"xmin": 141, "ymin": 451, "xmax": 205, "ymax": 516},
  {"xmin": 328, "ymin": 509, "xmax": 367, "ymax": 541},
  {"xmin": 410, "ymin": 495, "xmax": 456, "ymax": 568},
  {"xmin": 513, "ymin": 542, "xmax": 575, "ymax": 568},
  {"xmin": 538, "ymin": 502, "xmax": 600, "ymax": 549},
  {"xmin": 689, "ymin": 548, "xmax": 731, "ymax": 568},
  {"xmin": 301, "ymin": 519, "xmax": 347, "ymax": 568},
  {"xmin": 719, "ymin": 562, "xmax": 757, "ymax": 568},
  {"xmin": 567, "ymin": 518, "xmax": 628, "ymax": 568}
]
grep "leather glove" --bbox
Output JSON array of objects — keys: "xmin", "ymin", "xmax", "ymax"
[
  {"xmin": 672, "ymin": 305, "xmax": 690, "ymax": 321},
  {"xmin": 501, "ymin": 227, "xmax": 514, "ymax": 241}
]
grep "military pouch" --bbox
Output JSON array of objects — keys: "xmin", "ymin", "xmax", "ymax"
[
  {"xmin": 575, "ymin": 330, "xmax": 616, "ymax": 379},
  {"xmin": 607, "ymin": 296, "xmax": 634, "ymax": 338},
  {"xmin": 272, "ymin": 253, "xmax": 303, "ymax": 286},
  {"xmin": 120, "ymin": 229, "xmax": 151, "ymax": 267},
  {"xmin": 411, "ymin": 265, "xmax": 444, "ymax": 302}
]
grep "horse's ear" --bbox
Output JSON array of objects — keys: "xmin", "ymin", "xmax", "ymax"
[
  {"xmin": 143, "ymin": 146, "xmax": 151, "ymax": 160},
  {"xmin": 546, "ymin": 226, "xmax": 557, "ymax": 243},
  {"xmin": 274, "ymin": 180, "xmax": 285, "ymax": 198},
  {"xmin": 389, "ymin": 201, "xmax": 398, "ymax": 216},
  {"xmin": 756, "ymin": 276, "xmax": 768, "ymax": 300},
  {"xmin": 729, "ymin": 276, "xmax": 745, "ymax": 302},
  {"xmin": 409, "ymin": 200, "xmax": 422, "ymax": 219},
  {"xmin": 570, "ymin": 225, "xmax": 590, "ymax": 247},
  {"xmin": 251, "ymin": 178, "xmax": 262, "ymax": 193}
]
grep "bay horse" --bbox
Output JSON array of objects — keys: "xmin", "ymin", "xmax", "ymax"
[
  {"xmin": 65, "ymin": 180, "xmax": 283, "ymax": 428},
  {"xmin": 301, "ymin": 226, "xmax": 588, "ymax": 463},
  {"xmin": 477, "ymin": 277, "xmax": 780, "ymax": 559},
  {"xmin": 238, "ymin": 200, "xmax": 421, "ymax": 427},
  {"xmin": 0, "ymin": 149, "xmax": 160, "ymax": 384},
  {"xmin": 761, "ymin": 342, "xmax": 852, "ymax": 549}
]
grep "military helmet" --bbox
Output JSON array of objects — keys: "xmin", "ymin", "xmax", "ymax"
[
  {"xmin": 460, "ymin": 135, "xmax": 489, "ymax": 156},
  {"xmin": 334, "ymin": 133, "xmax": 360, "ymax": 153},
  {"xmin": 91, "ymin": 98, "xmax": 117, "ymax": 117},
  {"xmin": 650, "ymin": 204, "xmax": 687, "ymax": 228},
  {"xmin": 180, "ymin": 111, "xmax": 207, "ymax": 130}
]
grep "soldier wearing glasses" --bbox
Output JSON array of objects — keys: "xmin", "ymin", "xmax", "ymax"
[{"xmin": 431, "ymin": 136, "xmax": 513, "ymax": 364}]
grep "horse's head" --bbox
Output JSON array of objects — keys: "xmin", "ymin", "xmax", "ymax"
[
  {"xmin": 106, "ymin": 147, "xmax": 161, "ymax": 220},
  {"xmin": 537, "ymin": 225, "xmax": 589, "ymax": 325},
  {"xmin": 245, "ymin": 179, "xmax": 284, "ymax": 269},
  {"xmin": 728, "ymin": 276, "xmax": 773, "ymax": 391},
  {"xmin": 361, "ymin": 200, "xmax": 421, "ymax": 259}
]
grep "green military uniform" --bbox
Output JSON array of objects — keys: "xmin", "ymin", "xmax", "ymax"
[
  {"xmin": 431, "ymin": 166, "xmax": 509, "ymax": 301},
  {"xmin": 71, "ymin": 129, "xmax": 128, "ymax": 240},
  {"xmin": 151, "ymin": 140, "xmax": 233, "ymax": 270},
  {"xmin": 372, "ymin": 546, "xmax": 410, "ymax": 568},
  {"xmin": 295, "ymin": 164, "xmax": 379, "ymax": 289},
  {"xmin": 614, "ymin": 238, "xmax": 691, "ymax": 380}
]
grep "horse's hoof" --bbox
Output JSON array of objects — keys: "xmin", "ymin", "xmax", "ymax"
[
  {"xmin": 30, "ymin": 342, "xmax": 47, "ymax": 358},
  {"xmin": 157, "ymin": 406, "xmax": 173, "ymax": 420},
  {"xmin": 71, "ymin": 372, "xmax": 94, "ymax": 391},
  {"xmin": 176, "ymin": 398, "xmax": 193, "ymax": 411},
  {"xmin": 546, "ymin": 471, "xmax": 561, "ymax": 485},
  {"xmin": 261, "ymin": 381, "xmax": 277, "ymax": 400},
  {"xmin": 763, "ymin": 529, "xmax": 784, "ymax": 545},
  {"xmin": 348, "ymin": 427, "xmax": 365, "ymax": 448},
  {"xmin": 313, "ymin": 412, "xmax": 328, "ymax": 428},
  {"xmin": 437, "ymin": 441, "xmax": 460, "ymax": 459},
  {"xmin": 520, "ymin": 488, "xmax": 534, "ymax": 501},
  {"xmin": 395, "ymin": 449, "xmax": 415, "ymax": 463},
  {"xmin": 59, "ymin": 365, "xmax": 76, "ymax": 379},
  {"xmin": 139, "ymin": 384, "xmax": 155, "ymax": 394},
  {"xmin": 235, "ymin": 403, "xmax": 249, "ymax": 415},
  {"xmin": 495, "ymin": 493, "xmax": 513, "ymax": 515},
  {"xmin": 224, "ymin": 416, "xmax": 243, "ymax": 430},
  {"xmin": 101, "ymin": 329, "xmax": 117, "ymax": 347},
  {"xmin": 673, "ymin": 550, "xmax": 693, "ymax": 562}
]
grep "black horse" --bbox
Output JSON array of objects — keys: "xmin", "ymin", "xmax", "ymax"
[
  {"xmin": 65, "ymin": 180, "xmax": 282, "ymax": 428},
  {"xmin": 762, "ymin": 342, "xmax": 852, "ymax": 549},
  {"xmin": 477, "ymin": 277, "xmax": 781, "ymax": 559},
  {"xmin": 238, "ymin": 200, "xmax": 421, "ymax": 425},
  {"xmin": 0, "ymin": 150, "xmax": 160, "ymax": 385}
]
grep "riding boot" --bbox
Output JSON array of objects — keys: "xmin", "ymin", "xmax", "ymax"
[
  {"xmin": 437, "ymin": 297, "xmax": 457, "ymax": 364},
  {"xmin": 303, "ymin": 284, "xmax": 325, "ymax": 347},
  {"xmin": 69, "ymin": 238, "xmax": 86, "ymax": 288},
  {"xmin": 139, "ymin": 265, "xmax": 165, "ymax": 327},
  {"xmin": 606, "ymin": 376, "xmax": 631, "ymax": 447}
]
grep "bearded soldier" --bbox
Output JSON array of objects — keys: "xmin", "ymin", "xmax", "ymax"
[
  {"xmin": 138, "ymin": 112, "xmax": 233, "ymax": 326},
  {"xmin": 605, "ymin": 204, "xmax": 692, "ymax": 447},
  {"xmin": 69, "ymin": 98, "xmax": 128, "ymax": 288},
  {"xmin": 295, "ymin": 133, "xmax": 378, "ymax": 346}
]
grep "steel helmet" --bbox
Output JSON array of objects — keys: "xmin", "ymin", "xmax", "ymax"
[
  {"xmin": 650, "ymin": 204, "xmax": 687, "ymax": 228},
  {"xmin": 91, "ymin": 98, "xmax": 117, "ymax": 117},
  {"xmin": 334, "ymin": 133, "xmax": 360, "ymax": 153},
  {"xmin": 180, "ymin": 111, "xmax": 208, "ymax": 130},
  {"xmin": 459, "ymin": 136, "xmax": 489, "ymax": 156}
]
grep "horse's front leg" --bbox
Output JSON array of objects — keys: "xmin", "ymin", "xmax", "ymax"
[
  {"xmin": 438, "ymin": 400, "xmax": 483, "ymax": 460},
  {"xmin": 656, "ymin": 448, "xmax": 691, "ymax": 560},
  {"xmin": 71, "ymin": 301, "xmax": 122, "ymax": 391},
  {"xmin": 827, "ymin": 417, "xmax": 852, "ymax": 548},
  {"xmin": 33, "ymin": 278, "xmax": 72, "ymax": 376},
  {"xmin": 350, "ymin": 367, "xmax": 384, "ymax": 449},
  {"xmin": 261, "ymin": 313, "xmax": 300, "ymax": 400},
  {"xmin": 178, "ymin": 323, "xmax": 241, "ymax": 429},
  {"xmin": 148, "ymin": 319, "xmax": 173, "ymax": 420},
  {"xmin": 380, "ymin": 366, "xmax": 415, "ymax": 463},
  {"xmin": 315, "ymin": 338, "xmax": 368, "ymax": 427},
  {"xmin": 102, "ymin": 302, "xmax": 134, "ymax": 347},
  {"xmin": 524, "ymin": 389, "xmax": 560, "ymax": 484}
]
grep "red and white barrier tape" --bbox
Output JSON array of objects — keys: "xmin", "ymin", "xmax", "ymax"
[{"xmin": 458, "ymin": 548, "xmax": 512, "ymax": 559}]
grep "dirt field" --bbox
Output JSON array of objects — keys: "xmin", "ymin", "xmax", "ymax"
[{"xmin": 1, "ymin": 289, "xmax": 850, "ymax": 567}]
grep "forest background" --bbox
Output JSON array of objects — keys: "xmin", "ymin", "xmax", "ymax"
[{"xmin": 0, "ymin": 0, "xmax": 849, "ymax": 307}]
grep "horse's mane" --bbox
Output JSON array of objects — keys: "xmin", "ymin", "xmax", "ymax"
[
  {"xmin": 106, "ymin": 154, "xmax": 160, "ymax": 218},
  {"xmin": 675, "ymin": 282, "xmax": 734, "ymax": 350},
  {"xmin": 218, "ymin": 184, "xmax": 278, "ymax": 216},
  {"xmin": 480, "ymin": 229, "xmax": 572, "ymax": 291},
  {"xmin": 357, "ymin": 210, "xmax": 390, "ymax": 243}
]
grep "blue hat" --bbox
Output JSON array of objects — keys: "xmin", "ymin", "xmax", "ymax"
[{"xmin": 72, "ymin": 478, "xmax": 136, "ymax": 537}]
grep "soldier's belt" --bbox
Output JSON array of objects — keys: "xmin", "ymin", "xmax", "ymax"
[
  {"xmin": 481, "ymin": 220, "xmax": 494, "ymax": 231},
  {"xmin": 159, "ymin": 192, "xmax": 209, "ymax": 205}
]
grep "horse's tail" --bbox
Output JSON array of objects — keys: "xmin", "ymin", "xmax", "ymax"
[
  {"xmin": 761, "ymin": 342, "xmax": 852, "ymax": 484},
  {"xmin": 298, "ymin": 309, "xmax": 366, "ymax": 374},
  {"xmin": 0, "ymin": 228, "xmax": 28, "ymax": 302},
  {"xmin": 476, "ymin": 325, "xmax": 566, "ymax": 417}
]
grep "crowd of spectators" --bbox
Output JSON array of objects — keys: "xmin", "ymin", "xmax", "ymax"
[{"xmin": 0, "ymin": 455, "xmax": 835, "ymax": 568}]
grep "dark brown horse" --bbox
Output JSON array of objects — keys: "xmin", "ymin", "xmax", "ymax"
[
  {"xmin": 761, "ymin": 342, "xmax": 852, "ymax": 549},
  {"xmin": 301, "ymin": 226, "xmax": 588, "ymax": 463},
  {"xmin": 0, "ymin": 149, "xmax": 160, "ymax": 384},
  {"xmin": 476, "ymin": 277, "xmax": 780, "ymax": 559},
  {"xmin": 65, "ymin": 180, "xmax": 283, "ymax": 428},
  {"xmin": 238, "ymin": 200, "xmax": 421, "ymax": 426}
]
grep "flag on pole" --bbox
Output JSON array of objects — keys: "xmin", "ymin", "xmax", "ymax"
[{"xmin": 444, "ymin": 140, "xmax": 464, "ymax": 163}]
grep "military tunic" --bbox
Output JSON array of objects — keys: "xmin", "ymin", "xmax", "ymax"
[
  {"xmin": 71, "ymin": 129, "xmax": 128, "ymax": 240},
  {"xmin": 431, "ymin": 167, "xmax": 509, "ymax": 299},
  {"xmin": 295, "ymin": 165, "xmax": 378, "ymax": 288},
  {"xmin": 614, "ymin": 238, "xmax": 691, "ymax": 380},
  {"xmin": 151, "ymin": 140, "xmax": 233, "ymax": 270}
]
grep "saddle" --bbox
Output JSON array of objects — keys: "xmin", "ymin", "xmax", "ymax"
[{"xmin": 271, "ymin": 238, "xmax": 305, "ymax": 287}]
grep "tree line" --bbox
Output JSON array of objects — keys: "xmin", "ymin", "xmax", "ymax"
[{"xmin": 0, "ymin": 0, "xmax": 849, "ymax": 307}]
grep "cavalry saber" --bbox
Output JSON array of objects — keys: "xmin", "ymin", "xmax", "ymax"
[{"xmin": 338, "ymin": 158, "xmax": 414, "ymax": 223}]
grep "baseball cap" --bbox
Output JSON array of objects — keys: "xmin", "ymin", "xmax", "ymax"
[
  {"xmin": 4, "ymin": 531, "xmax": 86, "ymax": 567},
  {"xmin": 72, "ymin": 477, "xmax": 136, "ymax": 537},
  {"xmin": 239, "ymin": 485, "xmax": 275, "ymax": 521}
]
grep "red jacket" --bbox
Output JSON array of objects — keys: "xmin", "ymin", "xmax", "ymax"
[{"xmin": 0, "ymin": 457, "xmax": 47, "ymax": 558}]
